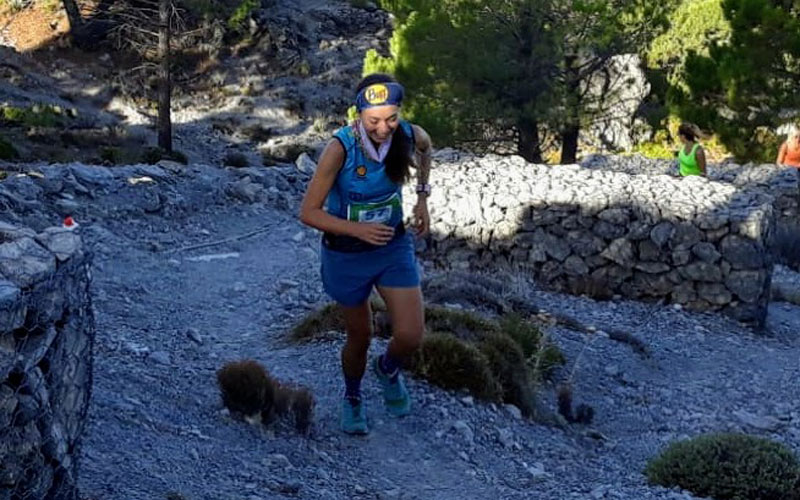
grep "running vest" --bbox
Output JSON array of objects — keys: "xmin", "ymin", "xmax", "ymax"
[
  {"xmin": 325, "ymin": 120, "xmax": 415, "ymax": 228},
  {"xmin": 678, "ymin": 143, "xmax": 702, "ymax": 176}
]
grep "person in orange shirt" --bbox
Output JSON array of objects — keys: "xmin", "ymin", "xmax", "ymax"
[
  {"xmin": 776, "ymin": 126, "xmax": 800, "ymax": 205},
  {"xmin": 777, "ymin": 126, "xmax": 800, "ymax": 168}
]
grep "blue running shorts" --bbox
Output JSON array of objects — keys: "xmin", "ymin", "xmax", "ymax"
[{"xmin": 320, "ymin": 232, "xmax": 420, "ymax": 307}]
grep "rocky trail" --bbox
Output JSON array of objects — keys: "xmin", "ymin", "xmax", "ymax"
[{"xmin": 5, "ymin": 160, "xmax": 788, "ymax": 500}]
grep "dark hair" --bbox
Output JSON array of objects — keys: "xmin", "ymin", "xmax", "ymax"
[
  {"xmin": 678, "ymin": 123, "xmax": 699, "ymax": 142},
  {"xmin": 356, "ymin": 73, "xmax": 413, "ymax": 184}
]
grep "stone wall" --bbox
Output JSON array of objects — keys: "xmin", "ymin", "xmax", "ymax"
[
  {"xmin": 405, "ymin": 153, "xmax": 775, "ymax": 326},
  {"xmin": 581, "ymin": 154, "xmax": 798, "ymax": 218},
  {"xmin": 0, "ymin": 221, "xmax": 94, "ymax": 499}
]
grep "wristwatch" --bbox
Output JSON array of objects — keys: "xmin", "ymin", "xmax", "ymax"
[{"xmin": 416, "ymin": 183, "xmax": 431, "ymax": 195}]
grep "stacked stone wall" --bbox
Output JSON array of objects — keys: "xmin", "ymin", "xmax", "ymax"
[{"xmin": 405, "ymin": 153, "xmax": 774, "ymax": 325}]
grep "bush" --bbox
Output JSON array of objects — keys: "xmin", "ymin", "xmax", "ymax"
[
  {"xmin": 772, "ymin": 221, "xmax": 800, "ymax": 270},
  {"xmin": 0, "ymin": 135, "xmax": 19, "ymax": 160},
  {"xmin": 499, "ymin": 313, "xmax": 564, "ymax": 378},
  {"xmin": 290, "ymin": 303, "xmax": 565, "ymax": 417},
  {"xmin": 409, "ymin": 332, "xmax": 502, "ymax": 401},
  {"xmin": 224, "ymin": 151, "xmax": 249, "ymax": 168},
  {"xmin": 479, "ymin": 332, "xmax": 537, "ymax": 416},
  {"xmin": 227, "ymin": 0, "xmax": 259, "ymax": 32},
  {"xmin": 290, "ymin": 303, "xmax": 344, "ymax": 342},
  {"xmin": 142, "ymin": 147, "xmax": 188, "ymax": 165},
  {"xmin": 99, "ymin": 147, "xmax": 122, "ymax": 165},
  {"xmin": 645, "ymin": 433, "xmax": 800, "ymax": 500},
  {"xmin": 1, "ymin": 105, "xmax": 64, "ymax": 128},
  {"xmin": 424, "ymin": 305, "xmax": 497, "ymax": 342}
]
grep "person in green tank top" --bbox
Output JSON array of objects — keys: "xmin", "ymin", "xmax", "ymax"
[{"xmin": 677, "ymin": 123, "xmax": 707, "ymax": 177}]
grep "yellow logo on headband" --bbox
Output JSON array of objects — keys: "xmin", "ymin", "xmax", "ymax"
[{"xmin": 365, "ymin": 84, "xmax": 390, "ymax": 105}]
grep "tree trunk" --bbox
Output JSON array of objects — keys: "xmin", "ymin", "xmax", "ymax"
[
  {"xmin": 62, "ymin": 0, "xmax": 82, "ymax": 32},
  {"xmin": 517, "ymin": 116, "xmax": 543, "ymax": 164},
  {"xmin": 560, "ymin": 124, "xmax": 579, "ymax": 164},
  {"xmin": 157, "ymin": 0, "xmax": 173, "ymax": 153},
  {"xmin": 560, "ymin": 56, "xmax": 581, "ymax": 164}
]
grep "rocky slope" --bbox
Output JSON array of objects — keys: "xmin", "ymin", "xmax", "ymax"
[{"xmin": 1, "ymin": 157, "xmax": 799, "ymax": 499}]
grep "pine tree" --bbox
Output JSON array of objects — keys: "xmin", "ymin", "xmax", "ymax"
[
  {"xmin": 679, "ymin": 0, "xmax": 800, "ymax": 161},
  {"xmin": 365, "ymin": 0, "xmax": 675, "ymax": 163}
]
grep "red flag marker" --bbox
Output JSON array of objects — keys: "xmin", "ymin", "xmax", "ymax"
[{"xmin": 63, "ymin": 216, "xmax": 78, "ymax": 230}]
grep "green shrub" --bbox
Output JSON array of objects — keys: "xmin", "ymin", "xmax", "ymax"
[
  {"xmin": 0, "ymin": 135, "xmax": 19, "ymax": 160},
  {"xmin": 142, "ymin": 147, "xmax": 188, "ymax": 165},
  {"xmin": 645, "ymin": 433, "xmax": 800, "ymax": 500},
  {"xmin": 632, "ymin": 141, "xmax": 676, "ymax": 160},
  {"xmin": 290, "ymin": 303, "xmax": 344, "ymax": 342},
  {"xmin": 479, "ymin": 332, "xmax": 537, "ymax": 417},
  {"xmin": 424, "ymin": 305, "xmax": 497, "ymax": 342},
  {"xmin": 227, "ymin": 0, "xmax": 259, "ymax": 32},
  {"xmin": 99, "ymin": 147, "xmax": 122, "ymax": 165},
  {"xmin": 290, "ymin": 303, "xmax": 564, "ymax": 417},
  {"xmin": 409, "ymin": 332, "xmax": 502, "ymax": 401},
  {"xmin": 1, "ymin": 105, "xmax": 63, "ymax": 128},
  {"xmin": 224, "ymin": 151, "xmax": 249, "ymax": 168},
  {"xmin": 499, "ymin": 313, "xmax": 564, "ymax": 377}
]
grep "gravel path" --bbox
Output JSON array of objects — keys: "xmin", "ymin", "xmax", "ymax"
[{"xmin": 71, "ymin": 189, "xmax": 800, "ymax": 500}]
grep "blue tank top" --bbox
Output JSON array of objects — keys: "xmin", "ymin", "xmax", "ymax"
[{"xmin": 325, "ymin": 120, "xmax": 415, "ymax": 228}]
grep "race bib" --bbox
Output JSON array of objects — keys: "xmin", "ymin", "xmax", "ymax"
[{"xmin": 347, "ymin": 193, "xmax": 401, "ymax": 225}]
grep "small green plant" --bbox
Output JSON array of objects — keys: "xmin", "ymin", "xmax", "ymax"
[
  {"xmin": 41, "ymin": 0, "xmax": 61, "ymax": 14},
  {"xmin": 0, "ymin": 135, "xmax": 19, "ymax": 160},
  {"xmin": 223, "ymin": 151, "xmax": 249, "ymax": 168},
  {"xmin": 181, "ymin": 0, "xmax": 228, "ymax": 19},
  {"xmin": 290, "ymin": 303, "xmax": 564, "ymax": 417},
  {"xmin": 290, "ymin": 303, "xmax": 343, "ymax": 342},
  {"xmin": 1, "ymin": 105, "xmax": 64, "ymax": 128},
  {"xmin": 99, "ymin": 147, "xmax": 122, "ymax": 165},
  {"xmin": 227, "ymin": 0, "xmax": 259, "ymax": 32},
  {"xmin": 500, "ymin": 313, "xmax": 564, "ymax": 378},
  {"xmin": 645, "ymin": 433, "xmax": 800, "ymax": 500},
  {"xmin": 141, "ymin": 147, "xmax": 188, "ymax": 165},
  {"xmin": 424, "ymin": 305, "xmax": 497, "ymax": 342},
  {"xmin": 0, "ymin": 0, "xmax": 30, "ymax": 13},
  {"xmin": 312, "ymin": 116, "xmax": 327, "ymax": 135},
  {"xmin": 479, "ymin": 332, "xmax": 537, "ymax": 416},
  {"xmin": 409, "ymin": 332, "xmax": 502, "ymax": 401},
  {"xmin": 631, "ymin": 140, "xmax": 676, "ymax": 160}
]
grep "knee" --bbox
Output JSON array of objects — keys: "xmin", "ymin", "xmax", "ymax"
[
  {"xmin": 393, "ymin": 326, "xmax": 424, "ymax": 352},
  {"xmin": 345, "ymin": 328, "xmax": 372, "ymax": 351}
]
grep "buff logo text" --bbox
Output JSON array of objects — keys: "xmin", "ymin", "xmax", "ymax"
[{"xmin": 365, "ymin": 84, "xmax": 389, "ymax": 105}]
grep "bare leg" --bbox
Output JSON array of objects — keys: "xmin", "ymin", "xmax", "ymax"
[
  {"xmin": 340, "ymin": 300, "xmax": 373, "ymax": 384},
  {"xmin": 376, "ymin": 286, "xmax": 425, "ymax": 364}
]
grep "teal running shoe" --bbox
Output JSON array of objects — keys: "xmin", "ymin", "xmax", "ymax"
[
  {"xmin": 340, "ymin": 397, "xmax": 368, "ymax": 435},
  {"xmin": 372, "ymin": 356, "xmax": 411, "ymax": 417}
]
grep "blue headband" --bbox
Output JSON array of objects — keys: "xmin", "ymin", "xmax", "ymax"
[{"xmin": 355, "ymin": 82, "xmax": 405, "ymax": 112}]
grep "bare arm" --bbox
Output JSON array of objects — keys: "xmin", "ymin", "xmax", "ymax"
[
  {"xmin": 697, "ymin": 146, "xmax": 707, "ymax": 175},
  {"xmin": 411, "ymin": 124, "xmax": 433, "ymax": 237},
  {"xmin": 777, "ymin": 142, "xmax": 787, "ymax": 165},
  {"xmin": 412, "ymin": 124, "xmax": 432, "ymax": 192},
  {"xmin": 299, "ymin": 140, "xmax": 395, "ymax": 245}
]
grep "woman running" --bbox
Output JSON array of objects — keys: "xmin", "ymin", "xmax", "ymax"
[{"xmin": 299, "ymin": 73, "xmax": 432, "ymax": 435}]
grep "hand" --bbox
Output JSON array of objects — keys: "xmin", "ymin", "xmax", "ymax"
[
  {"xmin": 352, "ymin": 223, "xmax": 395, "ymax": 245},
  {"xmin": 413, "ymin": 198, "xmax": 430, "ymax": 238}
]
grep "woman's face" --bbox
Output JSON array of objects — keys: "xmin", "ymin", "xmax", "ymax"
[{"xmin": 360, "ymin": 105, "xmax": 400, "ymax": 144}]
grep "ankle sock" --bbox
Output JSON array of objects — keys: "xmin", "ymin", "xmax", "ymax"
[
  {"xmin": 344, "ymin": 376, "xmax": 362, "ymax": 402},
  {"xmin": 379, "ymin": 353, "xmax": 401, "ymax": 380}
]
